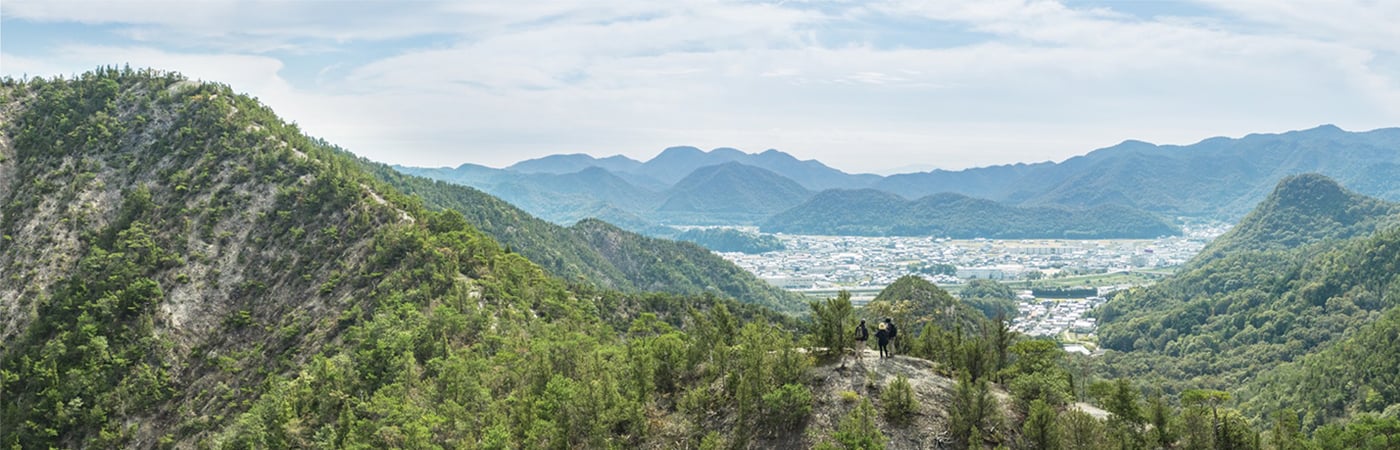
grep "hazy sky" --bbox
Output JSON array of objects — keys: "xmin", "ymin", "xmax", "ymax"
[{"xmin": 3, "ymin": 1, "xmax": 1398, "ymax": 174}]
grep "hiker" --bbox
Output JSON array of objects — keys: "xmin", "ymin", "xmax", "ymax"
[
  {"xmin": 884, "ymin": 318, "xmax": 898, "ymax": 356},
  {"xmin": 875, "ymin": 320, "xmax": 891, "ymax": 358},
  {"xmin": 854, "ymin": 319, "xmax": 869, "ymax": 360}
]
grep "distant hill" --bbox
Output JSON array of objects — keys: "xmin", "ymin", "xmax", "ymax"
[
  {"xmin": 1195, "ymin": 173, "xmax": 1400, "ymax": 259},
  {"xmin": 762, "ymin": 189, "xmax": 1180, "ymax": 239},
  {"xmin": 634, "ymin": 146, "xmax": 879, "ymax": 190},
  {"xmin": 507, "ymin": 152, "xmax": 643, "ymax": 174},
  {"xmin": 658, "ymin": 162, "xmax": 813, "ymax": 220},
  {"xmin": 518, "ymin": 166, "xmax": 662, "ymax": 211},
  {"xmin": 1096, "ymin": 174, "xmax": 1400, "ymax": 426},
  {"xmin": 874, "ymin": 162, "xmax": 1052, "ymax": 201},
  {"xmin": 927, "ymin": 125, "xmax": 1400, "ymax": 218},
  {"xmin": 674, "ymin": 228, "xmax": 786, "ymax": 254},
  {"xmin": 870, "ymin": 275, "xmax": 987, "ymax": 332}
]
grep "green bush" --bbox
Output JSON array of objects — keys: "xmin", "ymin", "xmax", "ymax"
[
  {"xmin": 833, "ymin": 398, "xmax": 886, "ymax": 450},
  {"xmin": 762, "ymin": 383, "xmax": 814, "ymax": 429},
  {"xmin": 882, "ymin": 374, "xmax": 918, "ymax": 424}
]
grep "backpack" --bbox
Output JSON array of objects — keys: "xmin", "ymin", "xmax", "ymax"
[
  {"xmin": 855, "ymin": 324, "xmax": 868, "ymax": 340},
  {"xmin": 888, "ymin": 322, "xmax": 898, "ymax": 339}
]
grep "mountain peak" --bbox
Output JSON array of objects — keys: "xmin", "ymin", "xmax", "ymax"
[
  {"xmin": 655, "ymin": 145, "xmax": 704, "ymax": 157},
  {"xmin": 1200, "ymin": 174, "xmax": 1400, "ymax": 257},
  {"xmin": 1305, "ymin": 124, "xmax": 1344, "ymax": 133}
]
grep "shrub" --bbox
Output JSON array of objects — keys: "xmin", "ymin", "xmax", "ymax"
[
  {"xmin": 763, "ymin": 383, "xmax": 814, "ymax": 429},
  {"xmin": 833, "ymin": 398, "xmax": 886, "ymax": 450},
  {"xmin": 882, "ymin": 375, "xmax": 918, "ymax": 424}
]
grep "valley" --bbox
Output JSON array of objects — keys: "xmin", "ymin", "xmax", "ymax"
[
  {"xmin": 717, "ymin": 223, "xmax": 1227, "ymax": 293},
  {"xmin": 711, "ymin": 223, "xmax": 1227, "ymax": 349}
]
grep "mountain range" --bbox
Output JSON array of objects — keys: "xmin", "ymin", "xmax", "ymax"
[
  {"xmin": 6, "ymin": 67, "xmax": 1398, "ymax": 449},
  {"xmin": 762, "ymin": 189, "xmax": 1180, "ymax": 238},
  {"xmin": 397, "ymin": 125, "xmax": 1400, "ymax": 241}
]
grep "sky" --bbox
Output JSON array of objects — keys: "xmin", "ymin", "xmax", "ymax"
[{"xmin": 3, "ymin": 0, "xmax": 1398, "ymax": 174}]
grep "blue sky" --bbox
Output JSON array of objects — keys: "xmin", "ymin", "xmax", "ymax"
[{"xmin": 3, "ymin": 0, "xmax": 1398, "ymax": 174}]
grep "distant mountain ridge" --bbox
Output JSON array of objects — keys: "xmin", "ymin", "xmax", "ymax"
[
  {"xmin": 762, "ymin": 189, "xmax": 1181, "ymax": 238},
  {"xmin": 658, "ymin": 162, "xmax": 812, "ymax": 218},
  {"xmin": 507, "ymin": 145, "xmax": 880, "ymax": 190},
  {"xmin": 398, "ymin": 125, "xmax": 1400, "ymax": 239}
]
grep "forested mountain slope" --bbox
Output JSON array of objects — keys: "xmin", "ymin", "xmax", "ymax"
[
  {"xmin": 0, "ymin": 68, "xmax": 524, "ymax": 446},
  {"xmin": 1194, "ymin": 173, "xmax": 1400, "ymax": 259},
  {"xmin": 0, "ymin": 69, "xmax": 797, "ymax": 448},
  {"xmin": 363, "ymin": 162, "xmax": 807, "ymax": 313},
  {"xmin": 1096, "ymin": 175, "xmax": 1400, "ymax": 427}
]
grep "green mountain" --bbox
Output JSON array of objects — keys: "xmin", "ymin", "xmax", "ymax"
[
  {"xmin": 658, "ymin": 162, "xmax": 813, "ymax": 221},
  {"xmin": 869, "ymin": 275, "xmax": 988, "ymax": 332},
  {"xmin": 1095, "ymin": 175, "xmax": 1400, "ymax": 426},
  {"xmin": 762, "ymin": 189, "xmax": 1181, "ymax": 238},
  {"xmin": 1195, "ymin": 173, "xmax": 1400, "ymax": 259},
  {"xmin": 674, "ymin": 228, "xmax": 786, "ymax": 254},
  {"xmin": 0, "ymin": 69, "xmax": 573, "ymax": 446},
  {"xmin": 0, "ymin": 68, "xmax": 811, "ymax": 448}
]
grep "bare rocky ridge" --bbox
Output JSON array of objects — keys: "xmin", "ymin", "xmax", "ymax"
[{"xmin": 0, "ymin": 73, "xmax": 419, "ymax": 447}]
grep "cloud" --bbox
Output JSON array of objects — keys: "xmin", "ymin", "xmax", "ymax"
[{"xmin": 3, "ymin": 0, "xmax": 1397, "ymax": 173}]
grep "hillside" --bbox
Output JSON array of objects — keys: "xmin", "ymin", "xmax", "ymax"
[
  {"xmin": 1095, "ymin": 175, "xmax": 1400, "ymax": 425},
  {"xmin": 869, "ymin": 275, "xmax": 989, "ymax": 334},
  {"xmin": 363, "ymin": 164, "xmax": 806, "ymax": 313},
  {"xmin": 395, "ymin": 164, "xmax": 665, "ymax": 229},
  {"xmin": 1194, "ymin": 173, "xmax": 1400, "ymax": 259},
  {"xmin": 763, "ymin": 189, "xmax": 1180, "ymax": 239},
  {"xmin": 674, "ymin": 227, "xmax": 786, "ymax": 254},
  {"xmin": 0, "ymin": 68, "xmax": 572, "ymax": 447},
  {"xmin": 657, "ymin": 162, "xmax": 813, "ymax": 220},
  {"xmin": 0, "ymin": 71, "xmax": 1052, "ymax": 450}
]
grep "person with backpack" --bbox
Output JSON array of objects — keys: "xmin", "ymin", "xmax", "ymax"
[
  {"xmin": 884, "ymin": 318, "xmax": 898, "ymax": 356},
  {"xmin": 854, "ymin": 319, "xmax": 869, "ymax": 360},
  {"xmin": 875, "ymin": 321, "xmax": 891, "ymax": 359}
]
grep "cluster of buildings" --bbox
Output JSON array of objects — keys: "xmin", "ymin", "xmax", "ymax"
[
  {"xmin": 719, "ymin": 222, "xmax": 1226, "ymax": 291},
  {"xmin": 1010, "ymin": 296, "xmax": 1107, "ymax": 340},
  {"xmin": 714, "ymin": 222, "xmax": 1229, "ymax": 348}
]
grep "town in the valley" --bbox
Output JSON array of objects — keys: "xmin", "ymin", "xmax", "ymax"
[{"xmin": 714, "ymin": 222, "xmax": 1230, "ymax": 353}]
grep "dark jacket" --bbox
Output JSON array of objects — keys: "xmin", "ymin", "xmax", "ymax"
[
  {"xmin": 855, "ymin": 323, "xmax": 869, "ymax": 341},
  {"xmin": 875, "ymin": 327, "xmax": 890, "ymax": 344}
]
